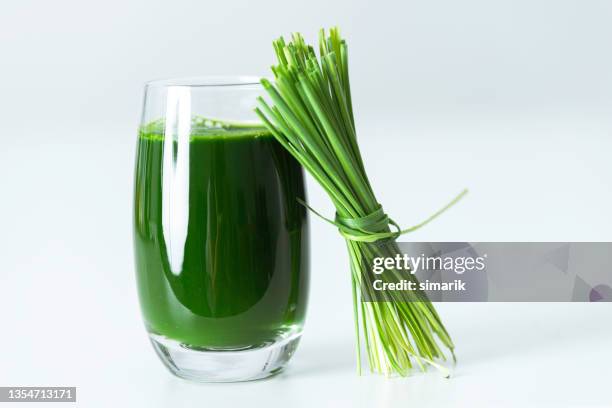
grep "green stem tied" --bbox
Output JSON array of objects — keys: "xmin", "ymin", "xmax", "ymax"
[
  {"xmin": 257, "ymin": 27, "xmax": 465, "ymax": 377},
  {"xmin": 298, "ymin": 188, "xmax": 468, "ymax": 243}
]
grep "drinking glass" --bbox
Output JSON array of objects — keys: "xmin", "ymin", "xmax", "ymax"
[{"xmin": 133, "ymin": 77, "xmax": 309, "ymax": 382}]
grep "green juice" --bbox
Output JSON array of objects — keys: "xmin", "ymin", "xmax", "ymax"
[{"xmin": 134, "ymin": 122, "xmax": 309, "ymax": 349}]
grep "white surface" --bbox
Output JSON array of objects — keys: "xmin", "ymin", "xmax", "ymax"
[
  {"xmin": 1, "ymin": 118, "xmax": 611, "ymax": 407},
  {"xmin": 1, "ymin": 0, "xmax": 612, "ymax": 406}
]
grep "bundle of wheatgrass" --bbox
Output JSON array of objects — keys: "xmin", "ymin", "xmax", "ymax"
[{"xmin": 255, "ymin": 28, "xmax": 466, "ymax": 377}]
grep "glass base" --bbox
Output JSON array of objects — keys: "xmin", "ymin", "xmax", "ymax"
[{"xmin": 149, "ymin": 332, "xmax": 302, "ymax": 382}]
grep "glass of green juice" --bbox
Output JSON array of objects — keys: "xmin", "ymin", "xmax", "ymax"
[{"xmin": 133, "ymin": 77, "xmax": 309, "ymax": 382}]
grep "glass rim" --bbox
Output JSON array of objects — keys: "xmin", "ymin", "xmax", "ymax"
[{"xmin": 145, "ymin": 76, "xmax": 265, "ymax": 88}]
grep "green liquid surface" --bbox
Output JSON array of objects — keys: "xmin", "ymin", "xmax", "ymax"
[{"xmin": 134, "ymin": 123, "xmax": 309, "ymax": 348}]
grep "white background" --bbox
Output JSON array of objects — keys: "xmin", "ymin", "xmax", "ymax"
[{"xmin": 1, "ymin": 0, "xmax": 612, "ymax": 407}]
